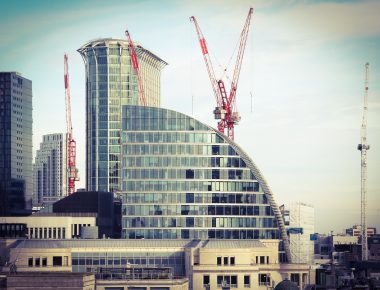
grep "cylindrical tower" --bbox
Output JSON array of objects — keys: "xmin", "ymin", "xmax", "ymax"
[{"xmin": 78, "ymin": 38, "xmax": 167, "ymax": 192}]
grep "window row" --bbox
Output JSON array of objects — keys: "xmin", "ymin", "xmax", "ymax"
[
  {"xmin": 123, "ymin": 192, "xmax": 267, "ymax": 204},
  {"xmin": 123, "ymin": 180, "xmax": 261, "ymax": 193},
  {"xmin": 124, "ymin": 168, "xmax": 253, "ymax": 181},
  {"xmin": 122, "ymin": 114, "xmax": 213, "ymax": 132},
  {"xmin": 123, "ymin": 228, "xmax": 279, "ymax": 240},
  {"xmin": 123, "ymin": 156, "xmax": 247, "ymax": 169},
  {"xmin": 123, "ymin": 133, "xmax": 235, "ymax": 152},
  {"xmin": 203, "ymin": 275, "xmax": 251, "ymax": 288},
  {"xmin": 123, "ymin": 205, "xmax": 274, "ymax": 217},
  {"xmin": 123, "ymin": 216, "xmax": 275, "ymax": 228}
]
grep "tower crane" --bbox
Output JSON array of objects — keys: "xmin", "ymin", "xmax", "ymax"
[
  {"xmin": 64, "ymin": 54, "xmax": 79, "ymax": 195},
  {"xmin": 357, "ymin": 62, "xmax": 370, "ymax": 261},
  {"xmin": 125, "ymin": 30, "xmax": 146, "ymax": 106},
  {"xmin": 190, "ymin": 8, "xmax": 253, "ymax": 140}
]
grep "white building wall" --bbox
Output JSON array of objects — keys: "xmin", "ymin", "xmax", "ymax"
[
  {"xmin": 288, "ymin": 202, "xmax": 315, "ymax": 264},
  {"xmin": 33, "ymin": 133, "xmax": 67, "ymax": 206}
]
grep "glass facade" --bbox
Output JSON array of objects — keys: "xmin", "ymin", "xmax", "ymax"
[
  {"xmin": 72, "ymin": 251, "xmax": 185, "ymax": 276},
  {"xmin": 0, "ymin": 72, "xmax": 33, "ymax": 215},
  {"xmin": 78, "ymin": 39, "xmax": 167, "ymax": 192},
  {"xmin": 121, "ymin": 106, "xmax": 281, "ymax": 240}
]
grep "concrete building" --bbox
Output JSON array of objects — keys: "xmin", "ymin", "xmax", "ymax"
[
  {"xmin": 1, "ymin": 239, "xmax": 314, "ymax": 290},
  {"xmin": 77, "ymin": 38, "xmax": 167, "ymax": 193},
  {"xmin": 0, "ymin": 72, "xmax": 33, "ymax": 215},
  {"xmin": 33, "ymin": 133, "xmax": 67, "ymax": 206},
  {"xmin": 369, "ymin": 234, "xmax": 380, "ymax": 261},
  {"xmin": 281, "ymin": 202, "xmax": 315, "ymax": 264},
  {"xmin": 0, "ymin": 215, "xmax": 96, "ymax": 239},
  {"xmin": 346, "ymin": 224, "xmax": 377, "ymax": 237},
  {"xmin": 120, "ymin": 105, "xmax": 290, "ymax": 262}
]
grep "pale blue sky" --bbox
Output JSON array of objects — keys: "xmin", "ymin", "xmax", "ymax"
[{"xmin": 1, "ymin": 0, "xmax": 379, "ymax": 233}]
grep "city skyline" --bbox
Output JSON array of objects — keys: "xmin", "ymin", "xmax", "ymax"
[{"xmin": 0, "ymin": 0, "xmax": 379, "ymax": 233}]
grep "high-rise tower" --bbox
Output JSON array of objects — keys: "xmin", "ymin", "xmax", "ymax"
[
  {"xmin": 33, "ymin": 133, "xmax": 68, "ymax": 206},
  {"xmin": 78, "ymin": 38, "xmax": 167, "ymax": 192},
  {"xmin": 0, "ymin": 72, "xmax": 33, "ymax": 215}
]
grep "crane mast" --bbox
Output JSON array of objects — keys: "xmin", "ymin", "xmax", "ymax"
[
  {"xmin": 125, "ymin": 30, "xmax": 146, "ymax": 106},
  {"xmin": 190, "ymin": 8, "xmax": 253, "ymax": 140},
  {"xmin": 357, "ymin": 62, "xmax": 370, "ymax": 261},
  {"xmin": 64, "ymin": 54, "xmax": 79, "ymax": 195}
]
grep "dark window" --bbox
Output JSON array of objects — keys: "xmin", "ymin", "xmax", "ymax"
[
  {"xmin": 42, "ymin": 257, "xmax": 47, "ymax": 267},
  {"xmin": 217, "ymin": 256, "xmax": 222, "ymax": 265},
  {"xmin": 244, "ymin": 275, "xmax": 250, "ymax": 287},
  {"xmin": 203, "ymin": 275, "xmax": 210, "ymax": 286},
  {"xmin": 186, "ymin": 169, "xmax": 194, "ymax": 179},
  {"xmin": 28, "ymin": 257, "xmax": 33, "ymax": 267},
  {"xmin": 186, "ymin": 193, "xmax": 194, "ymax": 203},
  {"xmin": 260, "ymin": 256, "xmax": 265, "ymax": 264},
  {"xmin": 223, "ymin": 257, "xmax": 228, "ymax": 265},
  {"xmin": 230, "ymin": 257, "xmax": 235, "ymax": 265},
  {"xmin": 212, "ymin": 169, "xmax": 220, "ymax": 179},
  {"xmin": 259, "ymin": 274, "xmax": 270, "ymax": 286},
  {"xmin": 53, "ymin": 256, "xmax": 62, "ymax": 266},
  {"xmin": 291, "ymin": 273, "xmax": 300, "ymax": 286},
  {"xmin": 231, "ymin": 275, "xmax": 237, "ymax": 287},
  {"xmin": 212, "ymin": 145, "xmax": 220, "ymax": 155},
  {"xmin": 35, "ymin": 257, "xmax": 40, "ymax": 267}
]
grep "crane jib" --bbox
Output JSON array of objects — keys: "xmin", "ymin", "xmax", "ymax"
[
  {"xmin": 200, "ymin": 39, "xmax": 208, "ymax": 55},
  {"xmin": 131, "ymin": 53, "xmax": 139, "ymax": 69}
]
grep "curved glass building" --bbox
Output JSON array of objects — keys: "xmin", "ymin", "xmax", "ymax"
[
  {"xmin": 121, "ymin": 106, "xmax": 290, "ymax": 261},
  {"xmin": 78, "ymin": 39, "xmax": 167, "ymax": 192}
]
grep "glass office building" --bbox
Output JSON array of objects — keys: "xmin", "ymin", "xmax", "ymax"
[
  {"xmin": 78, "ymin": 39, "xmax": 167, "ymax": 193},
  {"xmin": 0, "ymin": 72, "xmax": 33, "ymax": 215},
  {"xmin": 120, "ymin": 106, "xmax": 289, "ymax": 253}
]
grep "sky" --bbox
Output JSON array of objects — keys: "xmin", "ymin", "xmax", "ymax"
[{"xmin": 0, "ymin": 0, "xmax": 379, "ymax": 234}]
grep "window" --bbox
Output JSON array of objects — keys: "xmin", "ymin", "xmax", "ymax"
[
  {"xmin": 260, "ymin": 256, "xmax": 265, "ymax": 264},
  {"xmin": 217, "ymin": 256, "xmax": 222, "ymax": 265},
  {"xmin": 244, "ymin": 275, "xmax": 250, "ymax": 287},
  {"xmin": 259, "ymin": 274, "xmax": 270, "ymax": 286},
  {"xmin": 203, "ymin": 275, "xmax": 210, "ymax": 286},
  {"xmin": 230, "ymin": 257, "xmax": 235, "ymax": 265},
  {"xmin": 28, "ymin": 257, "xmax": 33, "ymax": 267},
  {"xmin": 217, "ymin": 275, "xmax": 238, "ymax": 288},
  {"xmin": 223, "ymin": 256, "xmax": 228, "ymax": 265},
  {"xmin": 42, "ymin": 257, "xmax": 47, "ymax": 267},
  {"xmin": 291, "ymin": 273, "xmax": 300, "ymax": 286},
  {"xmin": 53, "ymin": 256, "xmax": 62, "ymax": 266},
  {"xmin": 35, "ymin": 257, "xmax": 40, "ymax": 267},
  {"xmin": 186, "ymin": 169, "xmax": 194, "ymax": 179}
]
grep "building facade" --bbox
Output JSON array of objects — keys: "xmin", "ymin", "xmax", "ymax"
[
  {"xmin": 282, "ymin": 202, "xmax": 315, "ymax": 264},
  {"xmin": 120, "ymin": 106, "xmax": 291, "ymax": 261},
  {"xmin": 77, "ymin": 38, "xmax": 167, "ymax": 193},
  {"xmin": 5, "ymin": 239, "xmax": 314, "ymax": 290},
  {"xmin": 346, "ymin": 225, "xmax": 377, "ymax": 237},
  {"xmin": 0, "ymin": 72, "xmax": 33, "ymax": 215},
  {"xmin": 33, "ymin": 133, "xmax": 67, "ymax": 206},
  {"xmin": 0, "ymin": 215, "xmax": 96, "ymax": 239}
]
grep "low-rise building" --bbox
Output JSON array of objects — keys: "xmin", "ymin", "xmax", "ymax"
[
  {"xmin": 0, "ymin": 215, "xmax": 96, "ymax": 239},
  {"xmin": 1, "ymin": 239, "xmax": 314, "ymax": 290},
  {"xmin": 345, "ymin": 225, "xmax": 377, "ymax": 237}
]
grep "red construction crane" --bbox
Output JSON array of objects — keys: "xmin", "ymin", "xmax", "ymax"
[
  {"xmin": 64, "ymin": 54, "xmax": 79, "ymax": 195},
  {"xmin": 125, "ymin": 30, "xmax": 146, "ymax": 106},
  {"xmin": 190, "ymin": 8, "xmax": 253, "ymax": 140}
]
